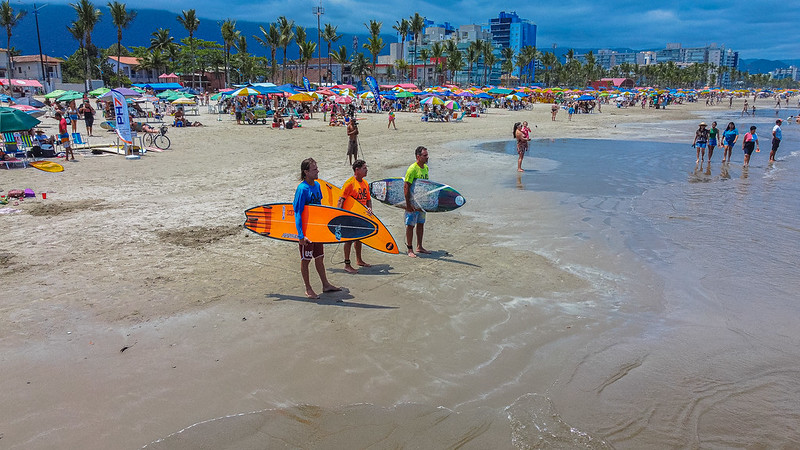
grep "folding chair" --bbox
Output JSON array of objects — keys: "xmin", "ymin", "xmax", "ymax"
[
  {"xmin": 71, "ymin": 132, "xmax": 89, "ymax": 149},
  {"xmin": 2, "ymin": 133, "xmax": 27, "ymax": 168}
]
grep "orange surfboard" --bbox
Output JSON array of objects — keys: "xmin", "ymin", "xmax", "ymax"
[
  {"xmin": 244, "ymin": 203, "xmax": 378, "ymax": 244},
  {"xmin": 318, "ymin": 179, "xmax": 399, "ymax": 254}
]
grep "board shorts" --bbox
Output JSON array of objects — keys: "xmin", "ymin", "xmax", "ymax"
[
  {"xmin": 743, "ymin": 141, "xmax": 755, "ymax": 155},
  {"xmin": 695, "ymin": 141, "xmax": 707, "ymax": 149},
  {"xmin": 405, "ymin": 211, "xmax": 426, "ymax": 226},
  {"xmin": 709, "ymin": 138, "xmax": 717, "ymax": 146},
  {"xmin": 772, "ymin": 138, "xmax": 781, "ymax": 152},
  {"xmin": 69, "ymin": 114, "xmax": 79, "ymax": 121},
  {"xmin": 298, "ymin": 241, "xmax": 324, "ymax": 260},
  {"xmin": 725, "ymin": 138, "xmax": 736, "ymax": 146},
  {"xmin": 59, "ymin": 133, "xmax": 71, "ymax": 148},
  {"xmin": 347, "ymin": 138, "xmax": 358, "ymax": 156},
  {"xmin": 235, "ymin": 111, "xmax": 242, "ymax": 120}
]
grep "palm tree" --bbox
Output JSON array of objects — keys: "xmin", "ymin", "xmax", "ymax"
[
  {"xmin": 71, "ymin": 0, "xmax": 101, "ymax": 90},
  {"xmin": 277, "ymin": 16, "xmax": 295, "ymax": 83},
  {"xmin": 220, "ymin": 19, "xmax": 237, "ymax": 87},
  {"xmin": 501, "ymin": 47, "xmax": 514, "ymax": 85},
  {"xmin": 330, "ymin": 44, "xmax": 348, "ymax": 83},
  {"xmin": 365, "ymin": 19, "xmax": 381, "ymax": 38},
  {"xmin": 363, "ymin": 35, "xmax": 385, "ymax": 74},
  {"xmin": 0, "ymin": 1, "xmax": 26, "ymax": 88},
  {"xmin": 66, "ymin": 20, "xmax": 86, "ymax": 84},
  {"xmin": 484, "ymin": 52, "xmax": 497, "ymax": 86},
  {"xmin": 299, "ymin": 40, "xmax": 317, "ymax": 81},
  {"xmin": 108, "ymin": 2, "xmax": 136, "ymax": 82},
  {"xmin": 480, "ymin": 40, "xmax": 493, "ymax": 85},
  {"xmin": 446, "ymin": 49, "xmax": 463, "ymax": 84},
  {"xmin": 430, "ymin": 42, "xmax": 443, "ymax": 85},
  {"xmin": 418, "ymin": 48, "xmax": 429, "ymax": 87},
  {"xmin": 466, "ymin": 41, "xmax": 480, "ymax": 86},
  {"xmin": 149, "ymin": 28, "xmax": 174, "ymax": 75},
  {"xmin": 321, "ymin": 24, "xmax": 340, "ymax": 85},
  {"xmin": 519, "ymin": 45, "xmax": 537, "ymax": 84},
  {"xmin": 540, "ymin": 51, "xmax": 557, "ymax": 86},
  {"xmin": 254, "ymin": 23, "xmax": 281, "ymax": 82},
  {"xmin": 395, "ymin": 59, "xmax": 408, "ymax": 81},
  {"xmin": 177, "ymin": 9, "xmax": 200, "ymax": 88},
  {"xmin": 409, "ymin": 12, "xmax": 425, "ymax": 79},
  {"xmin": 350, "ymin": 52, "xmax": 371, "ymax": 83},
  {"xmin": 393, "ymin": 18, "xmax": 410, "ymax": 64}
]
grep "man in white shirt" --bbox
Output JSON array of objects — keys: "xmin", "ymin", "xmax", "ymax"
[{"xmin": 770, "ymin": 119, "xmax": 782, "ymax": 163}]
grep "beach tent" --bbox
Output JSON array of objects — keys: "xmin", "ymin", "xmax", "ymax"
[
  {"xmin": 132, "ymin": 83, "xmax": 183, "ymax": 92},
  {"xmin": 13, "ymin": 97, "xmax": 45, "ymax": 107}
]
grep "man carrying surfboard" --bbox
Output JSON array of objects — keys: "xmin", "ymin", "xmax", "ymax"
[
  {"xmin": 405, "ymin": 146, "xmax": 431, "ymax": 257},
  {"xmin": 294, "ymin": 158, "xmax": 341, "ymax": 299},
  {"xmin": 338, "ymin": 159, "xmax": 373, "ymax": 273}
]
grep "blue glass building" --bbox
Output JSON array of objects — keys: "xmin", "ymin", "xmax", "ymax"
[{"xmin": 487, "ymin": 11, "xmax": 537, "ymax": 79}]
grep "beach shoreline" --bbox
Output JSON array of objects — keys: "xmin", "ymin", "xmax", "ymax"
[{"xmin": 1, "ymin": 99, "xmax": 742, "ymax": 448}]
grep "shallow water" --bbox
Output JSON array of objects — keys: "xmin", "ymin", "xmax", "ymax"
[{"xmin": 146, "ymin": 127, "xmax": 800, "ymax": 448}]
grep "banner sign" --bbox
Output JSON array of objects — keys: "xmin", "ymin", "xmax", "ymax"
[
  {"xmin": 111, "ymin": 89, "xmax": 132, "ymax": 145},
  {"xmin": 365, "ymin": 76, "xmax": 381, "ymax": 111},
  {"xmin": 302, "ymin": 76, "xmax": 311, "ymax": 92}
]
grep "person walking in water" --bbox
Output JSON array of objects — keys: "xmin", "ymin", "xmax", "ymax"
[
  {"xmin": 721, "ymin": 122, "xmax": 738, "ymax": 163},
  {"xmin": 741, "ymin": 126, "xmax": 759, "ymax": 167},
  {"xmin": 693, "ymin": 122, "xmax": 710, "ymax": 163},
  {"xmin": 513, "ymin": 121, "xmax": 530, "ymax": 172},
  {"xmin": 707, "ymin": 121, "xmax": 719, "ymax": 161}
]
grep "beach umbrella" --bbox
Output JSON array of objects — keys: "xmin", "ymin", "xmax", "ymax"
[
  {"xmin": 44, "ymin": 89, "xmax": 67, "ymax": 99},
  {"xmin": 172, "ymin": 97, "xmax": 196, "ymax": 105},
  {"xmin": 576, "ymin": 94, "xmax": 596, "ymax": 101},
  {"xmin": 57, "ymin": 91, "xmax": 84, "ymax": 102},
  {"xmin": 288, "ymin": 92, "xmax": 314, "ymax": 102},
  {"xmin": 88, "ymin": 87, "xmax": 110, "ymax": 97},
  {"xmin": 229, "ymin": 86, "xmax": 261, "ymax": 96},
  {"xmin": 334, "ymin": 95, "xmax": 353, "ymax": 104},
  {"xmin": 420, "ymin": 96, "xmax": 444, "ymax": 105},
  {"xmin": 10, "ymin": 104, "xmax": 45, "ymax": 118},
  {"xmin": 12, "ymin": 97, "xmax": 45, "ymax": 107},
  {"xmin": 395, "ymin": 91, "xmax": 415, "ymax": 98},
  {"xmin": 99, "ymin": 87, "xmax": 141, "ymax": 98},
  {"xmin": 444, "ymin": 100, "xmax": 460, "ymax": 110},
  {"xmin": 358, "ymin": 91, "xmax": 374, "ymax": 99},
  {"xmin": 505, "ymin": 94, "xmax": 523, "ymax": 101},
  {"xmin": 0, "ymin": 106, "xmax": 41, "ymax": 132}
]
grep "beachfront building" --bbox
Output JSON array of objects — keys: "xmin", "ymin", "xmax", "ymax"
[
  {"xmin": 10, "ymin": 55, "xmax": 63, "ymax": 88},
  {"xmin": 106, "ymin": 56, "xmax": 160, "ymax": 84},
  {"xmin": 770, "ymin": 66, "xmax": 799, "ymax": 82},
  {"xmin": 486, "ymin": 11, "xmax": 537, "ymax": 79}
]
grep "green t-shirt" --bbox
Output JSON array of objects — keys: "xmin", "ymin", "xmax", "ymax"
[{"xmin": 404, "ymin": 162, "xmax": 429, "ymax": 184}]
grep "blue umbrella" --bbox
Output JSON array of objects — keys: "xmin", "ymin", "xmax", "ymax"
[{"xmin": 576, "ymin": 94, "xmax": 596, "ymax": 101}]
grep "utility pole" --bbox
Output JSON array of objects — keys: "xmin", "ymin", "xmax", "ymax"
[
  {"xmin": 313, "ymin": 2, "xmax": 324, "ymax": 86},
  {"xmin": 33, "ymin": 3, "xmax": 49, "ymax": 92}
]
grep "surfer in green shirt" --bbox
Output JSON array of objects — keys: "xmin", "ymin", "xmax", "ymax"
[{"xmin": 404, "ymin": 146, "xmax": 430, "ymax": 257}]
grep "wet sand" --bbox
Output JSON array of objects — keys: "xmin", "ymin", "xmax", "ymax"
[{"xmin": 0, "ymin": 99, "xmax": 716, "ymax": 448}]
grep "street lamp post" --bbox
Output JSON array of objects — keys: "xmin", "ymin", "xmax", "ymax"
[
  {"xmin": 33, "ymin": 3, "xmax": 48, "ymax": 92},
  {"xmin": 313, "ymin": 2, "xmax": 324, "ymax": 86}
]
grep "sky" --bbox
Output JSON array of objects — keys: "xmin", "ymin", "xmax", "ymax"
[{"xmin": 30, "ymin": 0, "xmax": 800, "ymax": 60}]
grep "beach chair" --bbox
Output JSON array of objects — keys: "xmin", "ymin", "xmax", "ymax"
[
  {"xmin": 71, "ymin": 133, "xmax": 89, "ymax": 149},
  {"xmin": 453, "ymin": 111, "xmax": 466, "ymax": 122},
  {"xmin": 2, "ymin": 133, "xmax": 27, "ymax": 168}
]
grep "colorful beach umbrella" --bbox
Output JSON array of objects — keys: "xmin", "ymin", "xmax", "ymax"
[
  {"xmin": 420, "ymin": 96, "xmax": 444, "ymax": 105},
  {"xmin": 56, "ymin": 91, "xmax": 84, "ymax": 102},
  {"xmin": 444, "ymin": 100, "xmax": 460, "ymax": 110},
  {"xmin": 0, "ymin": 106, "xmax": 41, "ymax": 132},
  {"xmin": 229, "ymin": 86, "xmax": 261, "ymax": 96},
  {"xmin": 288, "ymin": 92, "xmax": 314, "ymax": 102}
]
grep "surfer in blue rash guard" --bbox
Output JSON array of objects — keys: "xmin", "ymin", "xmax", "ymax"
[
  {"xmin": 294, "ymin": 158, "xmax": 341, "ymax": 299},
  {"xmin": 404, "ymin": 146, "xmax": 431, "ymax": 257}
]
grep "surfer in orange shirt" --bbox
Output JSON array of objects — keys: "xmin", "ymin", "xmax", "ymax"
[{"xmin": 338, "ymin": 159, "xmax": 373, "ymax": 273}]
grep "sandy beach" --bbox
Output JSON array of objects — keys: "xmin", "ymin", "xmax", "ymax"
[{"xmin": 1, "ymin": 100, "xmax": 728, "ymax": 448}]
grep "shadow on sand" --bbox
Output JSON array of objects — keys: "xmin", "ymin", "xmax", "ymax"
[{"xmin": 266, "ymin": 289, "xmax": 398, "ymax": 309}]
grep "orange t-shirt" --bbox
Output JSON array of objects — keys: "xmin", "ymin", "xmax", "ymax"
[{"xmin": 341, "ymin": 176, "xmax": 370, "ymax": 206}]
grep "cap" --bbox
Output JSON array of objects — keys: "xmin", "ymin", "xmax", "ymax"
[
  {"xmin": 699, "ymin": 122, "xmax": 707, "ymax": 126},
  {"xmin": 776, "ymin": 119, "xmax": 782, "ymax": 123}
]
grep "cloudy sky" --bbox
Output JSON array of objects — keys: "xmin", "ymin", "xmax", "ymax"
[{"xmin": 41, "ymin": 0, "xmax": 799, "ymax": 60}]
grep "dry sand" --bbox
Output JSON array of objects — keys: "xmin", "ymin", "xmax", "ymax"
[{"xmin": 0, "ymin": 99, "xmax": 716, "ymax": 448}]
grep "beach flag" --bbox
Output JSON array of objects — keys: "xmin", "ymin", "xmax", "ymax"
[
  {"xmin": 302, "ymin": 76, "xmax": 311, "ymax": 92},
  {"xmin": 366, "ymin": 76, "xmax": 381, "ymax": 111},
  {"xmin": 111, "ymin": 89, "xmax": 132, "ymax": 146}
]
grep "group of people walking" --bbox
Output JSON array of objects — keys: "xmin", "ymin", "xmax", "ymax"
[{"xmin": 694, "ymin": 119, "xmax": 783, "ymax": 166}]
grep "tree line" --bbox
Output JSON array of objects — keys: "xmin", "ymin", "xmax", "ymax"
[{"xmin": 1, "ymin": 0, "xmax": 795, "ymax": 90}]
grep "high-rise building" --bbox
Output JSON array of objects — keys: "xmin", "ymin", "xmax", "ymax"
[{"xmin": 486, "ymin": 11, "xmax": 537, "ymax": 78}]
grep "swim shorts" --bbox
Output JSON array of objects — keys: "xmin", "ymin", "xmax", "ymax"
[
  {"xmin": 405, "ymin": 211, "xmax": 426, "ymax": 226},
  {"xmin": 347, "ymin": 138, "xmax": 358, "ymax": 156},
  {"xmin": 772, "ymin": 138, "xmax": 781, "ymax": 152},
  {"xmin": 743, "ymin": 141, "xmax": 755, "ymax": 155},
  {"xmin": 709, "ymin": 138, "xmax": 717, "ymax": 146},
  {"xmin": 695, "ymin": 142, "xmax": 707, "ymax": 149},
  {"xmin": 298, "ymin": 242, "xmax": 324, "ymax": 260}
]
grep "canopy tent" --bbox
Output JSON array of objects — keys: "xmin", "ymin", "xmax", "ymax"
[
  {"xmin": 13, "ymin": 97, "xmax": 45, "ymax": 107},
  {"xmin": 132, "ymin": 82, "xmax": 183, "ymax": 91},
  {"xmin": 0, "ymin": 79, "xmax": 43, "ymax": 88}
]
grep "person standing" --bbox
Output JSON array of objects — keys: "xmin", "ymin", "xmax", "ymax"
[
  {"xmin": 346, "ymin": 118, "xmax": 359, "ymax": 165},
  {"xmin": 741, "ymin": 99, "xmax": 749, "ymax": 117},
  {"xmin": 721, "ymin": 122, "xmax": 738, "ymax": 163},
  {"xmin": 707, "ymin": 121, "xmax": 719, "ymax": 161},
  {"xmin": 514, "ymin": 121, "xmax": 530, "ymax": 172},
  {"xmin": 388, "ymin": 110, "xmax": 397, "ymax": 129},
  {"xmin": 79, "ymin": 101, "xmax": 95, "ymax": 136},
  {"xmin": 55, "ymin": 111, "xmax": 74, "ymax": 161},
  {"xmin": 742, "ymin": 126, "xmax": 759, "ymax": 167},
  {"xmin": 338, "ymin": 159, "xmax": 373, "ymax": 274},
  {"xmin": 294, "ymin": 157, "xmax": 340, "ymax": 299},
  {"xmin": 67, "ymin": 100, "xmax": 79, "ymax": 134},
  {"xmin": 770, "ymin": 119, "xmax": 782, "ymax": 163},
  {"xmin": 693, "ymin": 122, "xmax": 710, "ymax": 163},
  {"xmin": 551, "ymin": 103, "xmax": 558, "ymax": 121},
  {"xmin": 404, "ymin": 146, "xmax": 430, "ymax": 258}
]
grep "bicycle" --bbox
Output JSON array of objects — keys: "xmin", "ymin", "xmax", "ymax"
[{"xmin": 142, "ymin": 125, "xmax": 171, "ymax": 150}]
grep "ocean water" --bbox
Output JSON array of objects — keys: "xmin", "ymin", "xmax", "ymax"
[{"xmin": 145, "ymin": 125, "xmax": 800, "ymax": 449}]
